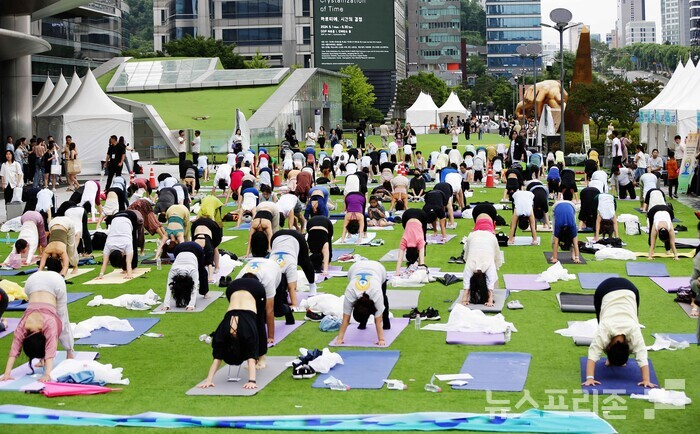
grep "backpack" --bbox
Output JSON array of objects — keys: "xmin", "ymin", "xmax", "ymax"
[
  {"xmin": 496, "ymin": 232, "xmax": 509, "ymax": 247},
  {"xmin": 625, "ymin": 220, "xmax": 640, "ymax": 236}
]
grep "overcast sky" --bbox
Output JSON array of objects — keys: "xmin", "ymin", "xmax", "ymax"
[{"xmin": 541, "ymin": 0, "xmax": 661, "ymax": 46}]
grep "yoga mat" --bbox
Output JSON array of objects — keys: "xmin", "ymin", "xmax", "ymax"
[
  {"xmin": 329, "ymin": 318, "xmax": 409, "ymax": 347},
  {"xmin": 331, "ymin": 249, "xmax": 354, "ymax": 261},
  {"xmin": 75, "ymin": 318, "xmax": 160, "ymax": 346},
  {"xmin": 535, "ymin": 225, "xmax": 553, "ymax": 232},
  {"xmin": 654, "ymin": 333, "xmax": 698, "ymax": 344},
  {"xmin": 578, "ymin": 273, "xmax": 620, "ymax": 290},
  {"xmin": 0, "ymin": 351, "xmax": 99, "ymax": 392},
  {"xmin": 626, "ymin": 262, "xmax": 669, "ymax": 277},
  {"xmin": 427, "ymin": 234, "xmax": 456, "ymax": 245},
  {"xmin": 186, "ymin": 356, "xmax": 295, "ymax": 396},
  {"xmin": 386, "ymin": 290, "xmax": 421, "ymax": 310},
  {"xmin": 0, "ymin": 268, "xmax": 38, "ymax": 276},
  {"xmin": 446, "ymin": 331, "xmax": 506, "ymax": 346},
  {"xmin": 379, "ymin": 249, "xmax": 400, "ymax": 262},
  {"xmin": 452, "ymin": 352, "xmax": 531, "ymax": 392},
  {"xmin": 0, "ymin": 406, "xmax": 619, "ymax": 432},
  {"xmin": 557, "ymin": 293, "xmax": 595, "ymax": 313},
  {"xmin": 511, "ymin": 236, "xmax": 541, "ymax": 246},
  {"xmin": 366, "ymin": 226, "xmax": 395, "ymax": 231},
  {"xmin": 675, "ymin": 238, "xmax": 700, "ymax": 247},
  {"xmin": 677, "ymin": 302, "xmax": 697, "ymax": 318},
  {"xmin": 313, "ymin": 266, "xmax": 348, "ymax": 283},
  {"xmin": 543, "ymin": 252, "xmax": 587, "ymax": 265},
  {"xmin": 650, "ymin": 276, "xmax": 691, "ymax": 293},
  {"xmin": 634, "ymin": 251, "xmax": 695, "ymax": 258},
  {"xmin": 503, "ymin": 274, "xmax": 550, "ymax": 291},
  {"xmin": 64, "ymin": 268, "xmax": 95, "ymax": 281},
  {"xmin": 83, "ymin": 268, "xmax": 152, "ymax": 285},
  {"xmin": 7, "ymin": 292, "xmax": 92, "ymax": 311},
  {"xmin": 219, "ymin": 236, "xmax": 237, "ymax": 243},
  {"xmin": 333, "ymin": 232, "xmax": 376, "ymax": 245},
  {"xmin": 449, "ymin": 290, "xmax": 508, "ymax": 313},
  {"xmin": 0, "ymin": 318, "xmax": 19, "ymax": 339},
  {"xmin": 579, "ymin": 357, "xmax": 658, "ymax": 395},
  {"xmin": 153, "ymin": 291, "xmax": 223, "ymax": 313},
  {"xmin": 312, "ymin": 350, "xmax": 401, "ymax": 389},
  {"xmin": 268, "ymin": 320, "xmax": 305, "ymax": 347},
  {"xmin": 229, "ymin": 223, "xmax": 251, "ymax": 231}
]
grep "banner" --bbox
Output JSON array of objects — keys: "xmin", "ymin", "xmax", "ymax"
[
  {"xmin": 678, "ymin": 133, "xmax": 698, "ymax": 194},
  {"xmin": 582, "ymin": 124, "xmax": 591, "ymax": 151}
]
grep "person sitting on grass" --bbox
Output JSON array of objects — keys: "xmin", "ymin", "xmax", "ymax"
[
  {"xmin": 367, "ymin": 196, "xmax": 391, "ymax": 227},
  {"xmin": 550, "ymin": 191, "xmax": 581, "ymax": 264},
  {"xmin": 340, "ymin": 192, "xmax": 366, "ymax": 244},
  {"xmin": 647, "ymin": 204, "xmax": 679, "ymax": 261},
  {"xmin": 409, "ymin": 169, "xmax": 426, "ymax": 202},
  {"xmin": 583, "ymin": 277, "xmax": 655, "ymax": 389},
  {"xmin": 161, "ymin": 242, "xmax": 205, "ymax": 311},
  {"xmin": 593, "ymin": 192, "xmax": 619, "ymax": 241},
  {"xmin": 198, "ymin": 277, "xmax": 268, "ymax": 390},
  {"xmin": 462, "ymin": 228, "xmax": 502, "ymax": 307},
  {"xmin": 395, "ymin": 210, "xmax": 427, "ymax": 275},
  {"xmin": 0, "ymin": 271, "xmax": 74, "ymax": 383},
  {"xmin": 508, "ymin": 188, "xmax": 538, "ymax": 245},
  {"xmin": 689, "ymin": 224, "xmax": 700, "ymax": 318},
  {"xmin": 1, "ymin": 239, "xmax": 29, "ymax": 269},
  {"xmin": 336, "ymin": 260, "xmax": 390, "ymax": 347}
]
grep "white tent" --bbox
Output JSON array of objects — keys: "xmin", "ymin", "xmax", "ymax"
[
  {"xmin": 438, "ymin": 92, "xmax": 468, "ymax": 121},
  {"xmin": 46, "ymin": 69, "xmax": 133, "ymax": 175},
  {"xmin": 33, "ymin": 73, "xmax": 67, "ymax": 116},
  {"xmin": 36, "ymin": 71, "xmax": 83, "ymax": 137},
  {"xmin": 406, "ymin": 91, "xmax": 439, "ymax": 134},
  {"xmin": 33, "ymin": 76, "xmax": 54, "ymax": 109},
  {"xmin": 675, "ymin": 62, "xmax": 700, "ymax": 142}
]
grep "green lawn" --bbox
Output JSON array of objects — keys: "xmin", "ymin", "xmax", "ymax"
[{"xmin": 0, "ymin": 154, "xmax": 697, "ymax": 433}]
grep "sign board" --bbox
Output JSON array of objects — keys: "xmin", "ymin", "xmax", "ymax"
[
  {"xmin": 313, "ymin": 0, "xmax": 395, "ymax": 71},
  {"xmin": 679, "ymin": 133, "xmax": 698, "ymax": 194},
  {"xmin": 582, "ymin": 124, "xmax": 591, "ymax": 151}
]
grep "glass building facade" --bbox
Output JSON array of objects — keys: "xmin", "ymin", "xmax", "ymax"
[
  {"xmin": 485, "ymin": 0, "xmax": 542, "ymax": 77},
  {"xmin": 691, "ymin": 0, "xmax": 700, "ymax": 46}
]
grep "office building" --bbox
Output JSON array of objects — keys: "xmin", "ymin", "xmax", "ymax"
[
  {"xmin": 591, "ymin": 33, "xmax": 602, "ymax": 43},
  {"xmin": 661, "ymin": 0, "xmax": 691, "ymax": 45},
  {"xmin": 154, "ymin": 0, "xmax": 313, "ymax": 67},
  {"xmin": 625, "ymin": 20, "xmax": 657, "ymax": 44},
  {"xmin": 406, "ymin": 0, "xmax": 462, "ymax": 86},
  {"xmin": 606, "ymin": 30, "xmax": 616, "ymax": 48},
  {"xmin": 568, "ymin": 23, "xmax": 584, "ymax": 52},
  {"xmin": 485, "ymin": 0, "xmax": 542, "ymax": 76},
  {"xmin": 692, "ymin": 0, "xmax": 700, "ymax": 45},
  {"xmin": 616, "ymin": 0, "xmax": 645, "ymax": 48}
]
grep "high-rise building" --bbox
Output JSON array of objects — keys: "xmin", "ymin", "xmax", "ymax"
[
  {"xmin": 31, "ymin": 1, "xmax": 128, "ymax": 92},
  {"xmin": 591, "ymin": 34, "xmax": 602, "ymax": 43},
  {"xmin": 485, "ymin": 0, "xmax": 542, "ymax": 76},
  {"xmin": 692, "ymin": 1, "xmax": 700, "ymax": 45},
  {"xmin": 626, "ymin": 21, "xmax": 657, "ymax": 44},
  {"xmin": 568, "ymin": 23, "xmax": 584, "ymax": 52},
  {"xmin": 154, "ymin": 0, "xmax": 313, "ymax": 67},
  {"xmin": 662, "ymin": 0, "xmax": 691, "ymax": 45},
  {"xmin": 406, "ymin": 0, "xmax": 462, "ymax": 87},
  {"xmin": 616, "ymin": 0, "xmax": 645, "ymax": 48},
  {"xmin": 606, "ymin": 30, "xmax": 617, "ymax": 48}
]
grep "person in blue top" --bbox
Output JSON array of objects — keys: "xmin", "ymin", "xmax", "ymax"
[
  {"xmin": 547, "ymin": 165, "xmax": 561, "ymax": 200},
  {"xmin": 304, "ymin": 186, "xmax": 329, "ymax": 220},
  {"xmin": 528, "ymin": 149, "xmax": 543, "ymax": 180},
  {"xmin": 551, "ymin": 190, "xmax": 581, "ymax": 264}
]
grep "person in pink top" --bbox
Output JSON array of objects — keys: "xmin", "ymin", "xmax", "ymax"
[
  {"xmin": 395, "ymin": 213, "xmax": 427, "ymax": 275},
  {"xmin": 471, "ymin": 203, "xmax": 498, "ymax": 234},
  {"xmin": 1, "ymin": 271, "xmax": 74, "ymax": 383}
]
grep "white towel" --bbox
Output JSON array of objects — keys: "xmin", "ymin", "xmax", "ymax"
[
  {"xmin": 537, "ymin": 262, "xmax": 575, "ymax": 283},
  {"xmin": 87, "ymin": 289, "xmax": 161, "ymax": 310},
  {"xmin": 71, "ymin": 316, "xmax": 134, "ymax": 339},
  {"xmin": 421, "ymin": 304, "xmax": 516, "ymax": 334},
  {"xmin": 50, "ymin": 359, "xmax": 130, "ymax": 385},
  {"xmin": 631, "ymin": 389, "xmax": 692, "ymax": 406}
]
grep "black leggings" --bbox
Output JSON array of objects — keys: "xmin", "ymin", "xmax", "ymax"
[
  {"xmin": 594, "ymin": 277, "xmax": 639, "ymax": 322},
  {"xmin": 356, "ymin": 281, "xmax": 391, "ymax": 330},
  {"xmin": 618, "ymin": 182, "xmax": 636, "ymax": 199},
  {"xmin": 273, "ymin": 275, "xmax": 294, "ymax": 324},
  {"xmin": 226, "ymin": 278, "xmax": 268, "ymax": 358}
]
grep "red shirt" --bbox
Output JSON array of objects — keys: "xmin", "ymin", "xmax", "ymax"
[{"xmin": 230, "ymin": 170, "xmax": 244, "ymax": 192}]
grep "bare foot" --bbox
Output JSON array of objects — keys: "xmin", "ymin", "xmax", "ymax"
[
  {"xmin": 485, "ymin": 299, "xmax": 495, "ymax": 307},
  {"xmin": 549, "ymin": 257, "xmax": 558, "ymax": 264}
]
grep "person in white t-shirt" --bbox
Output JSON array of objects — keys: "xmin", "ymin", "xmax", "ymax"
[
  {"xmin": 177, "ymin": 130, "xmax": 186, "ymax": 167},
  {"xmin": 615, "ymin": 165, "xmax": 636, "ymax": 200},
  {"xmin": 191, "ymin": 130, "xmax": 201, "ymax": 165},
  {"xmin": 403, "ymin": 144, "xmax": 414, "ymax": 165},
  {"xmin": 197, "ymin": 155, "xmax": 209, "ymax": 181},
  {"xmin": 212, "ymin": 163, "xmax": 232, "ymax": 197},
  {"xmin": 639, "ymin": 172, "xmax": 659, "ymax": 210},
  {"xmin": 594, "ymin": 193, "xmax": 618, "ymax": 241},
  {"xmin": 633, "ymin": 145, "xmax": 647, "ymax": 181},
  {"xmin": 388, "ymin": 141, "xmax": 399, "ymax": 163},
  {"xmin": 508, "ymin": 190, "xmax": 538, "ymax": 245},
  {"xmin": 305, "ymin": 127, "xmax": 317, "ymax": 147}
]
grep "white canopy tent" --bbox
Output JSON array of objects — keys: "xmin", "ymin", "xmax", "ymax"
[
  {"xmin": 33, "ymin": 73, "xmax": 67, "ymax": 116},
  {"xmin": 406, "ymin": 92, "xmax": 439, "ymax": 134},
  {"xmin": 33, "ymin": 76, "xmax": 54, "ymax": 109},
  {"xmin": 44, "ymin": 69, "xmax": 133, "ymax": 175},
  {"xmin": 438, "ymin": 92, "xmax": 468, "ymax": 122},
  {"xmin": 36, "ymin": 71, "xmax": 83, "ymax": 137}
]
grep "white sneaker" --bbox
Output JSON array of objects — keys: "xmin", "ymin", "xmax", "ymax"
[{"xmin": 507, "ymin": 300, "xmax": 524, "ymax": 310}]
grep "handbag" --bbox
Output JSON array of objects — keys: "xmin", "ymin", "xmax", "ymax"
[
  {"xmin": 50, "ymin": 164, "xmax": 61, "ymax": 175},
  {"xmin": 67, "ymin": 159, "xmax": 82, "ymax": 174},
  {"xmin": 409, "ymin": 136, "xmax": 417, "ymax": 145},
  {"xmin": 131, "ymin": 152, "xmax": 140, "ymax": 161}
]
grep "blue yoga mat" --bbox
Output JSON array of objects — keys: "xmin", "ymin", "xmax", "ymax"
[
  {"xmin": 0, "ymin": 267, "xmax": 38, "ymax": 277},
  {"xmin": 75, "ymin": 318, "xmax": 160, "ymax": 346},
  {"xmin": 6, "ymin": 292, "xmax": 92, "ymax": 312},
  {"xmin": 579, "ymin": 357, "xmax": 658, "ymax": 395},
  {"xmin": 578, "ymin": 273, "xmax": 620, "ymax": 290},
  {"xmin": 656, "ymin": 333, "xmax": 698, "ymax": 345},
  {"xmin": 626, "ymin": 262, "xmax": 669, "ymax": 277},
  {"xmin": 228, "ymin": 223, "xmax": 251, "ymax": 231},
  {"xmin": 312, "ymin": 350, "xmax": 400, "ymax": 389},
  {"xmin": 78, "ymin": 257, "xmax": 96, "ymax": 266},
  {"xmin": 452, "ymin": 352, "xmax": 531, "ymax": 392},
  {"xmin": 331, "ymin": 249, "xmax": 354, "ymax": 261}
]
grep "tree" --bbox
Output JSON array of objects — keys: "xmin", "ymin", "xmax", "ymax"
[
  {"xmin": 244, "ymin": 51, "xmax": 270, "ymax": 69},
  {"xmin": 544, "ymin": 51, "xmax": 576, "ymax": 87},
  {"xmin": 466, "ymin": 55, "xmax": 486, "ymax": 76},
  {"xmin": 471, "ymin": 76, "xmax": 515, "ymax": 114},
  {"xmin": 461, "ymin": 0, "xmax": 486, "ymax": 44},
  {"xmin": 395, "ymin": 72, "xmax": 449, "ymax": 112},
  {"xmin": 123, "ymin": 0, "xmax": 154, "ymax": 53},
  {"xmin": 163, "ymin": 35, "xmax": 244, "ymax": 69},
  {"xmin": 339, "ymin": 65, "xmax": 376, "ymax": 122},
  {"xmin": 628, "ymin": 79, "xmax": 662, "ymax": 128},
  {"xmin": 568, "ymin": 79, "xmax": 634, "ymax": 138}
]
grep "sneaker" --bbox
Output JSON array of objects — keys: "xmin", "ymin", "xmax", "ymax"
[
  {"xmin": 292, "ymin": 363, "xmax": 305, "ymax": 379},
  {"xmin": 302, "ymin": 365, "xmax": 316, "ymax": 379},
  {"xmin": 218, "ymin": 276, "xmax": 227, "ymax": 287},
  {"xmin": 507, "ymin": 300, "xmax": 524, "ymax": 310},
  {"xmin": 421, "ymin": 307, "xmax": 441, "ymax": 321},
  {"xmin": 453, "ymin": 257, "xmax": 465, "ymax": 265},
  {"xmin": 402, "ymin": 307, "xmax": 421, "ymax": 320},
  {"xmin": 305, "ymin": 310, "xmax": 325, "ymax": 322}
]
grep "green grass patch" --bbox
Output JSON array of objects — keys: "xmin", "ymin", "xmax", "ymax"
[{"xmin": 96, "ymin": 68, "xmax": 117, "ymax": 92}]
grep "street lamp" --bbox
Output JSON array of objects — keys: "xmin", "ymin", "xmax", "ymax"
[{"xmin": 541, "ymin": 8, "xmax": 581, "ymax": 154}]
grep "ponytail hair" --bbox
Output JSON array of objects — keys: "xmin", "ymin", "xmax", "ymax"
[{"xmin": 469, "ymin": 270, "xmax": 489, "ymax": 305}]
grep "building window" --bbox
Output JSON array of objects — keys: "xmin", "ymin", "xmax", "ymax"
[
  {"xmin": 222, "ymin": 27, "xmax": 282, "ymax": 46},
  {"xmin": 170, "ymin": 26, "xmax": 196, "ymax": 40},
  {"xmin": 302, "ymin": 0, "xmax": 310, "ymax": 17},
  {"xmin": 303, "ymin": 26, "xmax": 310, "ymax": 45},
  {"xmin": 169, "ymin": 0, "xmax": 198, "ymax": 19},
  {"xmin": 486, "ymin": 17, "xmax": 541, "ymax": 28},
  {"xmin": 221, "ymin": 0, "xmax": 282, "ymax": 19}
]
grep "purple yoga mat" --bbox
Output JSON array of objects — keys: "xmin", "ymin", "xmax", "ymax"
[
  {"xmin": 503, "ymin": 274, "xmax": 550, "ymax": 291},
  {"xmin": 580, "ymin": 357, "xmax": 658, "ymax": 395},
  {"xmin": 649, "ymin": 277, "xmax": 691, "ymax": 293},
  {"xmin": 427, "ymin": 234, "xmax": 456, "ymax": 244},
  {"xmin": 446, "ymin": 331, "xmax": 506, "ymax": 346},
  {"xmin": 268, "ymin": 320, "xmax": 305, "ymax": 347},
  {"xmin": 330, "ymin": 318, "xmax": 409, "ymax": 347},
  {"xmin": 0, "ymin": 318, "xmax": 19, "ymax": 339},
  {"xmin": 291, "ymin": 292, "xmax": 324, "ymax": 305}
]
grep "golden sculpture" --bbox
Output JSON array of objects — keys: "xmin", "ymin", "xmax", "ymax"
[{"xmin": 515, "ymin": 79, "xmax": 568, "ymax": 121}]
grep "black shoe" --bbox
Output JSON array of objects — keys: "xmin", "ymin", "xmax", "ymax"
[
  {"xmin": 422, "ymin": 307, "xmax": 441, "ymax": 321},
  {"xmin": 305, "ymin": 310, "xmax": 325, "ymax": 322},
  {"xmin": 675, "ymin": 224, "xmax": 687, "ymax": 232},
  {"xmin": 293, "ymin": 364, "xmax": 316, "ymax": 379},
  {"xmin": 453, "ymin": 257, "xmax": 465, "ymax": 264},
  {"xmin": 402, "ymin": 307, "xmax": 421, "ymax": 320},
  {"xmin": 285, "ymin": 311, "xmax": 295, "ymax": 325},
  {"xmin": 218, "ymin": 276, "xmax": 227, "ymax": 287}
]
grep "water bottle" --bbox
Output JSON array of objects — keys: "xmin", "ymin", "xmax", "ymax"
[
  {"xmin": 504, "ymin": 326, "xmax": 512, "ymax": 343},
  {"xmin": 199, "ymin": 334, "xmax": 212, "ymax": 344},
  {"xmin": 5, "ymin": 233, "xmax": 10, "ymax": 245},
  {"xmin": 415, "ymin": 315, "xmax": 422, "ymax": 330},
  {"xmin": 156, "ymin": 257, "xmax": 162, "ymax": 271},
  {"xmin": 330, "ymin": 383, "xmax": 350, "ymax": 391}
]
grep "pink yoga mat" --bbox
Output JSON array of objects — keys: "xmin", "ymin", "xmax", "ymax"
[
  {"xmin": 330, "ymin": 318, "xmax": 409, "ymax": 347},
  {"xmin": 268, "ymin": 320, "xmax": 305, "ymax": 347},
  {"xmin": 446, "ymin": 331, "xmax": 506, "ymax": 346},
  {"xmin": 503, "ymin": 274, "xmax": 550, "ymax": 291},
  {"xmin": 649, "ymin": 277, "xmax": 691, "ymax": 293},
  {"xmin": 0, "ymin": 318, "xmax": 19, "ymax": 339}
]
